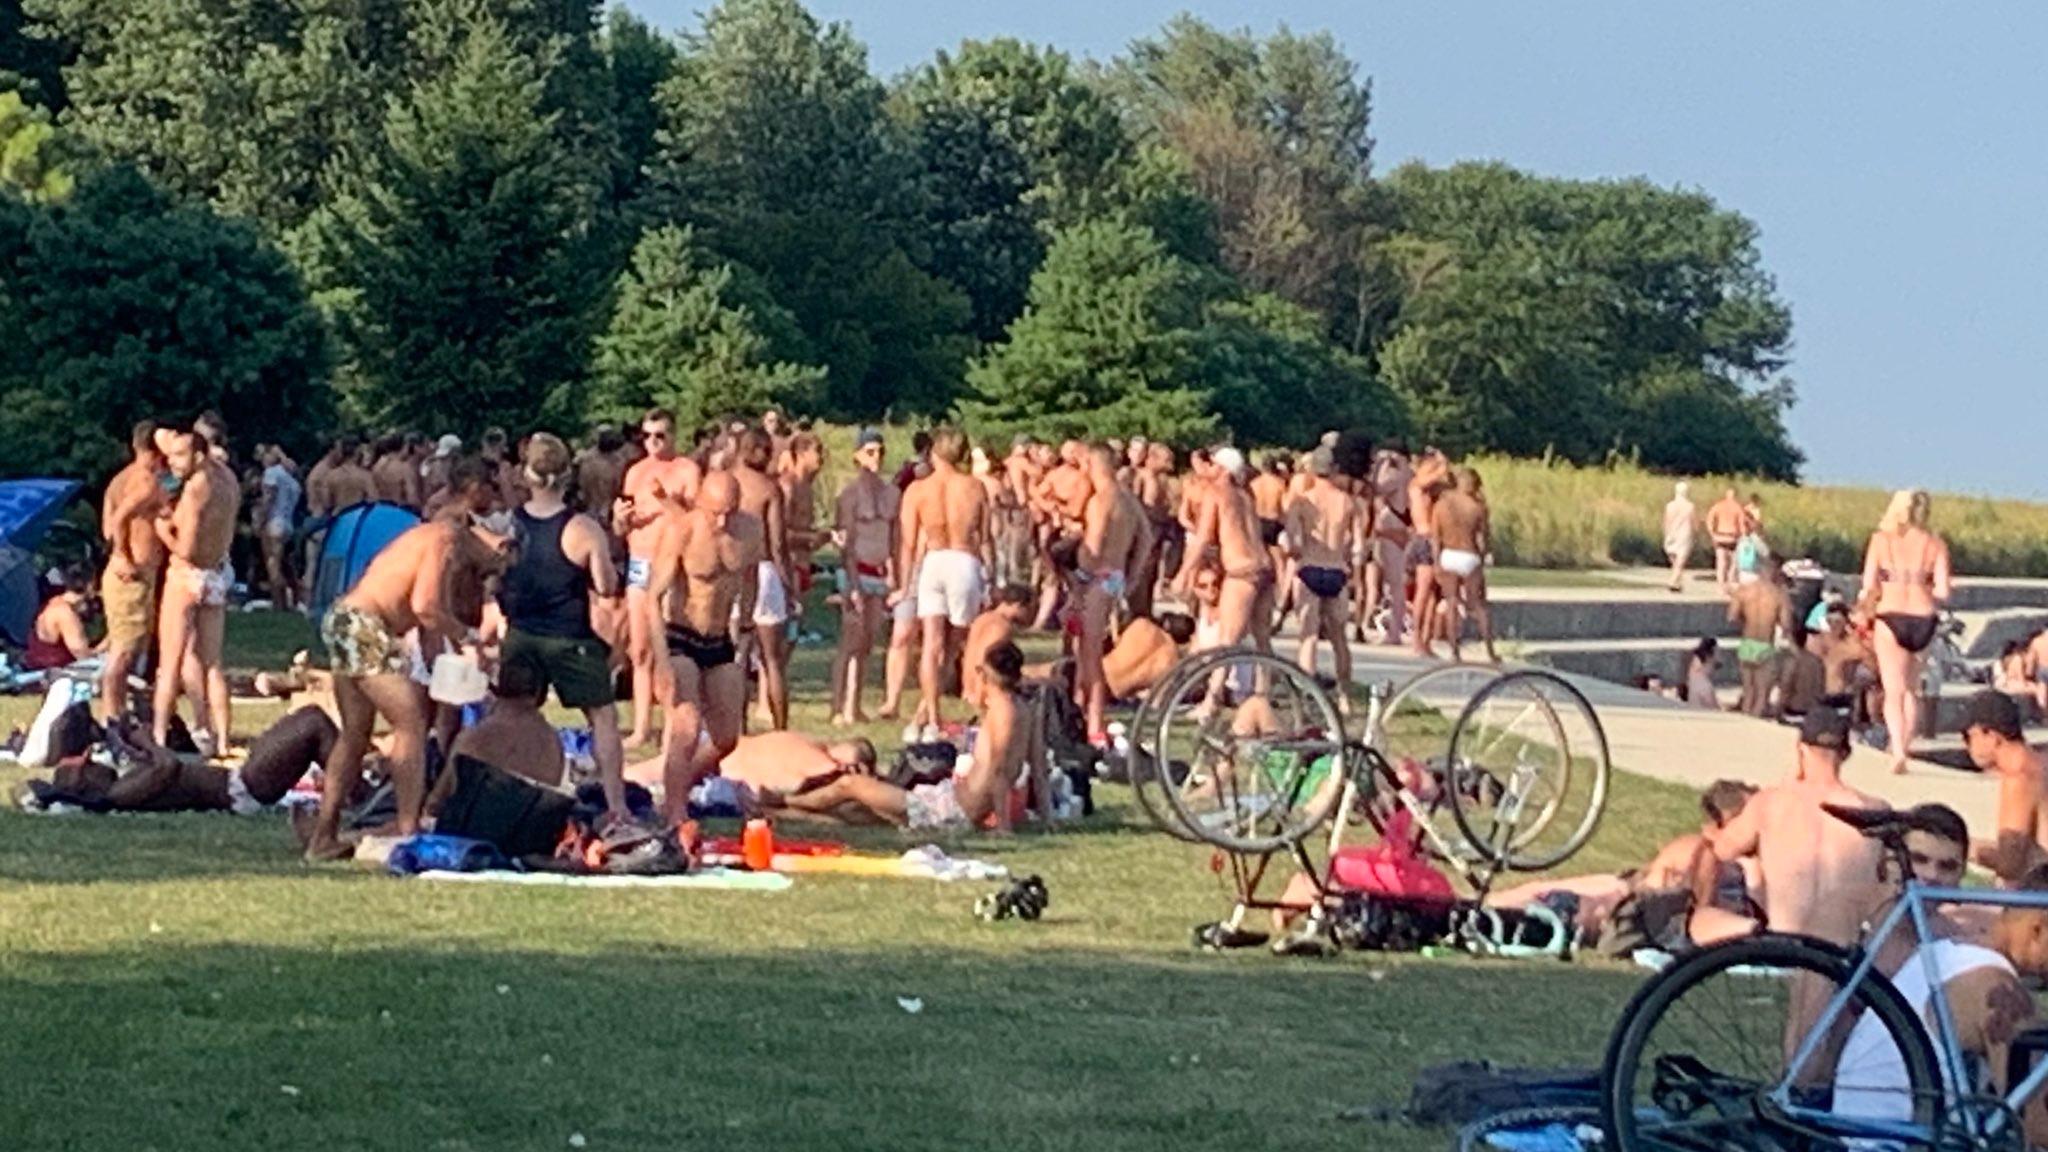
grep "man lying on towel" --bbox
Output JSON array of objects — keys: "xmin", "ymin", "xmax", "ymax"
[
  {"xmin": 625, "ymin": 730, "xmax": 878, "ymax": 813},
  {"xmin": 760, "ymin": 640, "xmax": 1044, "ymax": 831}
]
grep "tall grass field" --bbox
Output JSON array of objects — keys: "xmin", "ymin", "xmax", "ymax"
[{"xmin": 799, "ymin": 422, "xmax": 2048, "ymax": 577}]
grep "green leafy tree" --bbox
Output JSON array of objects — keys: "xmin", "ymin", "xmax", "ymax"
[
  {"xmin": 649, "ymin": 0, "xmax": 971, "ymax": 419},
  {"xmin": 1195, "ymin": 293, "xmax": 1407, "ymax": 449},
  {"xmin": 1105, "ymin": 17, "xmax": 1373, "ymax": 330},
  {"xmin": 962, "ymin": 219, "xmax": 1215, "ymax": 444},
  {"xmin": 0, "ymin": 0, "xmax": 65, "ymax": 109},
  {"xmin": 0, "ymin": 89, "xmax": 70, "ymax": 201},
  {"xmin": 589, "ymin": 225, "xmax": 825, "ymax": 430},
  {"xmin": 0, "ymin": 165, "xmax": 331, "ymax": 479},
  {"xmin": 302, "ymin": 0, "xmax": 604, "ymax": 438},
  {"xmin": 1374, "ymin": 161, "xmax": 1800, "ymax": 476},
  {"xmin": 893, "ymin": 38, "xmax": 1130, "ymax": 340},
  {"xmin": 602, "ymin": 7, "xmax": 678, "ymax": 208}
]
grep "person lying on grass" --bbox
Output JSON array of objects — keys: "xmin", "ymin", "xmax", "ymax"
[
  {"xmin": 625, "ymin": 730, "xmax": 879, "ymax": 814},
  {"xmin": 758, "ymin": 640, "xmax": 1046, "ymax": 831},
  {"xmin": 18, "ymin": 715, "xmax": 316, "ymax": 815}
]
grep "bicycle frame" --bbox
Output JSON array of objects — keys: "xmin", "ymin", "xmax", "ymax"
[{"xmin": 1772, "ymin": 881, "xmax": 2048, "ymax": 1145}]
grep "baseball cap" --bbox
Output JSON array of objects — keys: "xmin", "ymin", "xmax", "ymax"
[
  {"xmin": 1965, "ymin": 690, "xmax": 2025, "ymax": 741},
  {"xmin": 1212, "ymin": 446, "xmax": 1247, "ymax": 479},
  {"xmin": 1798, "ymin": 706, "xmax": 1853, "ymax": 753},
  {"xmin": 434, "ymin": 434, "xmax": 462, "ymax": 458},
  {"xmin": 856, "ymin": 427, "xmax": 885, "ymax": 450}
]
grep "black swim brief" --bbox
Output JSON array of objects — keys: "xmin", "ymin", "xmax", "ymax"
[
  {"xmin": 1879, "ymin": 613, "xmax": 1938, "ymax": 654},
  {"xmin": 1297, "ymin": 565, "xmax": 1348, "ymax": 601},
  {"xmin": 667, "ymin": 623, "xmax": 736, "ymax": 670},
  {"xmin": 1258, "ymin": 517, "xmax": 1283, "ymax": 548}
]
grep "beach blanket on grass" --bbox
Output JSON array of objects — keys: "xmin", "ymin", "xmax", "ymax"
[
  {"xmin": 417, "ymin": 868, "xmax": 793, "ymax": 892},
  {"xmin": 697, "ymin": 844, "xmax": 1008, "ymax": 882}
]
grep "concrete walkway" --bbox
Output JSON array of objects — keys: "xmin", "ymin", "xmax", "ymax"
[{"xmin": 1332, "ymin": 641, "xmax": 2002, "ymax": 837}]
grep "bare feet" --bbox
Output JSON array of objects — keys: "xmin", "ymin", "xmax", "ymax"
[{"xmin": 1891, "ymin": 758, "xmax": 1909, "ymax": 776}]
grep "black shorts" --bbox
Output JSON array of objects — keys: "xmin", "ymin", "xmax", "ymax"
[
  {"xmin": 502, "ymin": 628, "xmax": 613, "ymax": 710},
  {"xmin": 667, "ymin": 624, "xmax": 736, "ymax": 670}
]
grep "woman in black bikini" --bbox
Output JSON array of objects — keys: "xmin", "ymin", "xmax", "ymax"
[{"xmin": 1860, "ymin": 489, "xmax": 1952, "ymax": 775}]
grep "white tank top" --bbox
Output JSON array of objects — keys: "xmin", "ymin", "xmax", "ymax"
[{"xmin": 1832, "ymin": 939, "xmax": 2012, "ymax": 1122}]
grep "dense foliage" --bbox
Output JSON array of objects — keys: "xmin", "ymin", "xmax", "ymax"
[{"xmin": 0, "ymin": 0, "xmax": 1804, "ymax": 482}]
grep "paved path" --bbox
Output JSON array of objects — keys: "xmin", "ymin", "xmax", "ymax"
[{"xmin": 1329, "ymin": 640, "xmax": 2001, "ymax": 838}]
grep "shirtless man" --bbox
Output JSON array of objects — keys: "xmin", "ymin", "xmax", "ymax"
[
  {"xmin": 370, "ymin": 434, "xmax": 421, "ymax": 509},
  {"xmin": 614, "ymin": 409, "xmax": 701, "ymax": 749},
  {"xmin": 648, "ymin": 470, "xmax": 759, "ymax": 821},
  {"xmin": 1173, "ymin": 447, "xmax": 1275, "ymax": 710},
  {"xmin": 1133, "ymin": 443, "xmax": 1176, "ymax": 618},
  {"xmin": 1100, "ymin": 611, "xmax": 1194, "ymax": 701},
  {"xmin": 99, "ymin": 421, "xmax": 166, "ymax": 721},
  {"xmin": 1407, "ymin": 450, "xmax": 1450, "ymax": 657},
  {"xmin": 732, "ymin": 427, "xmax": 792, "ymax": 731},
  {"xmin": 1430, "ymin": 467, "xmax": 1491, "ymax": 664},
  {"xmin": 962, "ymin": 585, "xmax": 1033, "ymax": 705},
  {"xmin": 1962, "ymin": 691, "xmax": 2048, "ymax": 884},
  {"xmin": 1706, "ymin": 487, "xmax": 1747, "ymax": 594},
  {"xmin": 305, "ymin": 515, "xmax": 475, "ymax": 859},
  {"xmin": 1287, "ymin": 449, "xmax": 1360, "ymax": 700},
  {"xmin": 1729, "ymin": 564, "xmax": 1794, "ymax": 717},
  {"xmin": 1366, "ymin": 443, "xmax": 1414, "ymax": 645},
  {"xmin": 899, "ymin": 426, "xmax": 990, "ymax": 734},
  {"xmin": 1076, "ymin": 444, "xmax": 1151, "ymax": 742},
  {"xmin": 781, "ymin": 432, "xmax": 825, "ymax": 592},
  {"xmin": 1032, "ymin": 440, "xmax": 1093, "ymax": 630},
  {"xmin": 444, "ymin": 652, "xmax": 566, "ymax": 788},
  {"xmin": 303, "ymin": 440, "xmax": 341, "ymax": 520},
  {"xmin": 152, "ymin": 428, "xmax": 242, "ymax": 754},
  {"xmin": 574, "ymin": 425, "xmax": 629, "ymax": 517},
  {"xmin": 329, "ymin": 438, "xmax": 379, "ymax": 511},
  {"xmin": 1249, "ymin": 455, "xmax": 1290, "ymax": 603},
  {"xmin": 762, "ymin": 639, "xmax": 1044, "ymax": 831},
  {"xmin": 1705, "ymin": 708, "xmax": 1887, "ymax": 946},
  {"xmin": 829, "ymin": 430, "xmax": 897, "ymax": 725}
]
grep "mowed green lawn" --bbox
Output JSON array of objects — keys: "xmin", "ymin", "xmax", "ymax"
[{"xmin": 0, "ymin": 611, "xmax": 1703, "ymax": 1152}]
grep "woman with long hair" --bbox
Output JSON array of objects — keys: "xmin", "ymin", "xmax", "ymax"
[{"xmin": 1860, "ymin": 489, "xmax": 1952, "ymax": 774}]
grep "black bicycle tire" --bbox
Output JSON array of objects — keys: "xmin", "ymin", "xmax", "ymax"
[
  {"xmin": 1131, "ymin": 646, "xmax": 1247, "ymax": 841},
  {"xmin": 1600, "ymin": 934, "xmax": 1941, "ymax": 1152},
  {"xmin": 1154, "ymin": 650, "xmax": 1349, "ymax": 853},
  {"xmin": 1447, "ymin": 669, "xmax": 1611, "ymax": 872}
]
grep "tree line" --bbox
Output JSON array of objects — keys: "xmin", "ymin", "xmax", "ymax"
[{"xmin": 0, "ymin": 0, "xmax": 1803, "ymax": 483}]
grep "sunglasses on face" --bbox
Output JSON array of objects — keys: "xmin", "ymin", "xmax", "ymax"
[{"xmin": 641, "ymin": 429, "xmax": 671, "ymax": 441}]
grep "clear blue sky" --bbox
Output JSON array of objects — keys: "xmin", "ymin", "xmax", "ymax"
[{"xmin": 628, "ymin": 1, "xmax": 2048, "ymax": 498}]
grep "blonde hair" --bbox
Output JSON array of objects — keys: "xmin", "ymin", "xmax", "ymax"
[{"xmin": 1878, "ymin": 489, "xmax": 1931, "ymax": 534}]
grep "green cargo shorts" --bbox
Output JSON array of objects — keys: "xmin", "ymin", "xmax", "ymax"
[{"xmin": 501, "ymin": 629, "xmax": 614, "ymax": 711}]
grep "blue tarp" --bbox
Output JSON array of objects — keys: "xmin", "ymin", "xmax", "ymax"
[
  {"xmin": 307, "ymin": 502, "xmax": 421, "ymax": 620},
  {"xmin": 0, "ymin": 479, "xmax": 81, "ymax": 647}
]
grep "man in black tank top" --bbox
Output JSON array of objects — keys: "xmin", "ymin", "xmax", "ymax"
[{"xmin": 498, "ymin": 434, "xmax": 630, "ymax": 822}]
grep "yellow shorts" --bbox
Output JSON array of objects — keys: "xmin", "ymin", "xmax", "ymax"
[{"xmin": 103, "ymin": 568, "xmax": 157, "ymax": 649}]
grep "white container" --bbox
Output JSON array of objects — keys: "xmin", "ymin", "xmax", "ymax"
[{"xmin": 428, "ymin": 652, "xmax": 489, "ymax": 706}]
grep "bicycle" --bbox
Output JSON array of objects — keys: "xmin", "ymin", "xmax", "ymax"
[
  {"xmin": 1601, "ymin": 804, "xmax": 2048, "ymax": 1151},
  {"xmin": 1120, "ymin": 648, "xmax": 1611, "ymax": 953}
]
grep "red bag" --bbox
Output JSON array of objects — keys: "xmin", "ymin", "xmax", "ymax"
[{"xmin": 1327, "ymin": 810, "xmax": 1455, "ymax": 900}]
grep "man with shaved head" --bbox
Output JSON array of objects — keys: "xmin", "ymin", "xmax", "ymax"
[{"xmin": 648, "ymin": 469, "xmax": 760, "ymax": 821}]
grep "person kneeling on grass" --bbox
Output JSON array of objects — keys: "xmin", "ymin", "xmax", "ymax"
[{"xmin": 760, "ymin": 640, "xmax": 1043, "ymax": 831}]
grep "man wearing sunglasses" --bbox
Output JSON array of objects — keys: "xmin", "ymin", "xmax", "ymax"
[
  {"xmin": 831, "ymin": 429, "xmax": 897, "ymax": 726},
  {"xmin": 615, "ymin": 409, "xmax": 702, "ymax": 749}
]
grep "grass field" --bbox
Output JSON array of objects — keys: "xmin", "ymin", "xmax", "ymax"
[{"xmin": 0, "ymin": 612, "xmax": 1706, "ymax": 1151}]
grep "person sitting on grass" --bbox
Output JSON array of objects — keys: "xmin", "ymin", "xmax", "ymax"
[
  {"xmin": 25, "ymin": 567, "xmax": 97, "ymax": 671},
  {"xmin": 961, "ymin": 583, "xmax": 1033, "ymax": 705},
  {"xmin": 759, "ymin": 640, "xmax": 1044, "ymax": 831}
]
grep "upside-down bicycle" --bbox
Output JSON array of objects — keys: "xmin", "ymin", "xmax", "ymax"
[{"xmin": 1120, "ymin": 647, "xmax": 1612, "ymax": 955}]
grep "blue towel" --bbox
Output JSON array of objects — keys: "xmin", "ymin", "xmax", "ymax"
[{"xmin": 1482, "ymin": 1123, "xmax": 1584, "ymax": 1152}]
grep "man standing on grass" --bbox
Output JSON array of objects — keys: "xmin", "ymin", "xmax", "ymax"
[
  {"xmin": 1174, "ymin": 446, "xmax": 1273, "ymax": 665},
  {"xmin": 898, "ymin": 426, "xmax": 989, "ymax": 737},
  {"xmin": 615, "ymin": 409, "xmax": 701, "ymax": 750},
  {"xmin": 1662, "ymin": 481, "xmax": 1696, "ymax": 592},
  {"xmin": 830, "ymin": 429, "xmax": 897, "ymax": 726},
  {"xmin": 99, "ymin": 421, "xmax": 166, "ymax": 722},
  {"xmin": 152, "ymin": 426, "xmax": 241, "ymax": 757},
  {"xmin": 732, "ymin": 427, "xmax": 792, "ymax": 731},
  {"xmin": 1076, "ymin": 444, "xmax": 1149, "ymax": 744}
]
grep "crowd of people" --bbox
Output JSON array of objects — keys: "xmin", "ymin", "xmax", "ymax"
[
  {"xmin": 31, "ymin": 405, "xmax": 1516, "ymax": 860},
  {"xmin": 1660, "ymin": 484, "xmax": 1973, "ymax": 775}
]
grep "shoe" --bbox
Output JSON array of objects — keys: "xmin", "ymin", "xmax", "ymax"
[{"xmin": 192, "ymin": 729, "xmax": 219, "ymax": 760}]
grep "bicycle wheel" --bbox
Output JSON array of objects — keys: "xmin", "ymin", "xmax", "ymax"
[
  {"xmin": 1369, "ymin": 664, "xmax": 1508, "ymax": 859},
  {"xmin": 1153, "ymin": 649, "xmax": 1349, "ymax": 853},
  {"xmin": 1446, "ymin": 670, "xmax": 1610, "ymax": 871},
  {"xmin": 1602, "ymin": 935, "xmax": 1941, "ymax": 1152},
  {"xmin": 1127, "ymin": 647, "xmax": 1240, "ymax": 841}
]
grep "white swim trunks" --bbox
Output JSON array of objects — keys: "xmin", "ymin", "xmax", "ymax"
[
  {"xmin": 626, "ymin": 555, "xmax": 652, "ymax": 591},
  {"xmin": 1438, "ymin": 549, "xmax": 1482, "ymax": 579},
  {"xmin": 906, "ymin": 778, "xmax": 968, "ymax": 831},
  {"xmin": 916, "ymin": 549, "xmax": 985, "ymax": 627},
  {"xmin": 753, "ymin": 560, "xmax": 791, "ymax": 627},
  {"xmin": 171, "ymin": 559, "xmax": 235, "ymax": 608}
]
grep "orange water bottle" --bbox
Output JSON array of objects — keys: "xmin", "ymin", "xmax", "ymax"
[{"xmin": 742, "ymin": 818, "xmax": 775, "ymax": 871}]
